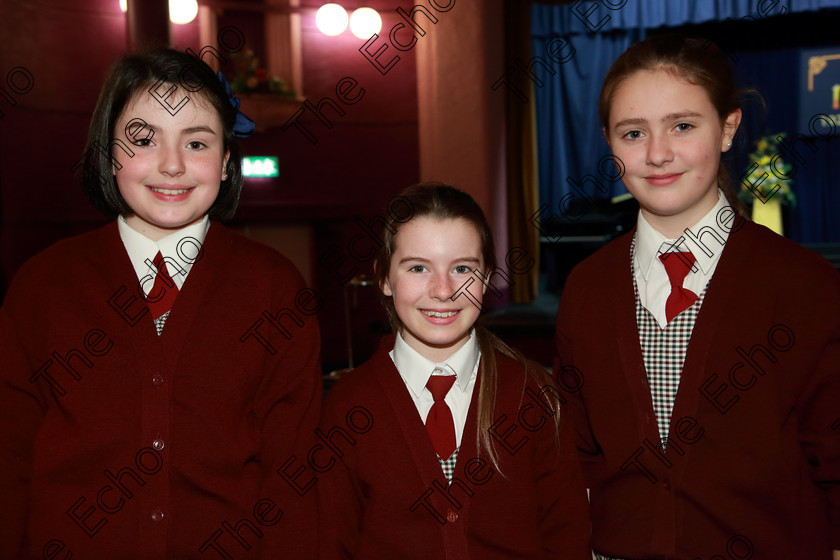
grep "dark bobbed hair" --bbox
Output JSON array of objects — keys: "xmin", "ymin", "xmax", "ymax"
[
  {"xmin": 599, "ymin": 34, "xmax": 760, "ymax": 215},
  {"xmin": 373, "ymin": 183, "xmax": 559, "ymax": 470},
  {"xmin": 80, "ymin": 47, "xmax": 243, "ymax": 220}
]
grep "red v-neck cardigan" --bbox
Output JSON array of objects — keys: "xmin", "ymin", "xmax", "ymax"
[
  {"xmin": 556, "ymin": 219, "xmax": 840, "ymax": 560},
  {"xmin": 0, "ymin": 222, "xmax": 322, "ymax": 559},
  {"xmin": 317, "ymin": 342, "xmax": 591, "ymax": 559}
]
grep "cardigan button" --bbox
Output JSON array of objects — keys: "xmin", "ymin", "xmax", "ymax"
[
  {"xmin": 151, "ymin": 509, "xmax": 165, "ymax": 522},
  {"xmin": 152, "ymin": 374, "xmax": 164, "ymax": 386},
  {"xmin": 446, "ymin": 508, "xmax": 458, "ymax": 523},
  {"xmin": 153, "ymin": 439, "xmax": 165, "ymax": 451}
]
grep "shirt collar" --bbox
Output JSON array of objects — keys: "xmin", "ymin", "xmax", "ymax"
[
  {"xmin": 117, "ymin": 215, "xmax": 210, "ymax": 289},
  {"xmin": 391, "ymin": 330, "xmax": 480, "ymax": 398},
  {"xmin": 634, "ymin": 189, "xmax": 731, "ymax": 278}
]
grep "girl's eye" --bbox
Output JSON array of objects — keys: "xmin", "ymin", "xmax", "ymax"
[
  {"xmin": 453, "ymin": 265, "xmax": 472, "ymax": 274},
  {"xmin": 675, "ymin": 122, "xmax": 693, "ymax": 132},
  {"xmin": 623, "ymin": 130, "xmax": 643, "ymax": 140},
  {"xmin": 187, "ymin": 141, "xmax": 206, "ymax": 150},
  {"xmin": 409, "ymin": 265, "xmax": 427, "ymax": 273},
  {"xmin": 131, "ymin": 138, "xmax": 153, "ymax": 147}
]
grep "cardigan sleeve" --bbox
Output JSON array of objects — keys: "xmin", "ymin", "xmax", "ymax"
[
  {"xmin": 792, "ymin": 263, "xmax": 840, "ymax": 548},
  {"xmin": 554, "ymin": 266, "xmax": 603, "ymax": 470},
  {"xmin": 530, "ymin": 379, "xmax": 592, "ymax": 559},
  {"xmin": 251, "ymin": 262, "xmax": 323, "ymax": 560},
  {"xmin": 316, "ymin": 384, "xmax": 365, "ymax": 560},
  {"xmin": 0, "ymin": 277, "xmax": 46, "ymax": 557}
]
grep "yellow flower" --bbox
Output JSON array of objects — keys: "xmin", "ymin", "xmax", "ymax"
[
  {"xmin": 759, "ymin": 155, "xmax": 771, "ymax": 166},
  {"xmin": 757, "ymin": 140, "xmax": 768, "ymax": 152}
]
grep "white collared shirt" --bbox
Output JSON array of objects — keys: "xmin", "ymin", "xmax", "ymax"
[
  {"xmin": 389, "ymin": 330, "xmax": 480, "ymax": 447},
  {"xmin": 117, "ymin": 215, "xmax": 210, "ymax": 295},
  {"xmin": 634, "ymin": 190, "xmax": 734, "ymax": 328}
]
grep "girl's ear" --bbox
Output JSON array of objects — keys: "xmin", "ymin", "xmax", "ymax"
[
  {"xmin": 479, "ymin": 269, "xmax": 492, "ymax": 295},
  {"xmin": 221, "ymin": 149, "xmax": 230, "ymax": 181},
  {"xmin": 721, "ymin": 109, "xmax": 742, "ymax": 152},
  {"xmin": 381, "ymin": 277, "xmax": 393, "ymax": 297},
  {"xmin": 374, "ymin": 261, "xmax": 393, "ymax": 296}
]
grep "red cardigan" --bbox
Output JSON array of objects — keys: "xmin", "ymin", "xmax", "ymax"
[
  {"xmin": 0, "ymin": 223, "xmax": 322, "ymax": 559},
  {"xmin": 317, "ymin": 341, "xmax": 591, "ymax": 560},
  {"xmin": 555, "ymin": 219, "xmax": 840, "ymax": 560}
]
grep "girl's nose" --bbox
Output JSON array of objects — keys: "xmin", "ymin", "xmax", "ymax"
[
  {"xmin": 430, "ymin": 271, "xmax": 456, "ymax": 300},
  {"xmin": 159, "ymin": 145, "xmax": 185, "ymax": 176},
  {"xmin": 646, "ymin": 134, "xmax": 674, "ymax": 166}
]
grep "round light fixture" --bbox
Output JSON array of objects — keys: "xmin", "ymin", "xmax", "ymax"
[
  {"xmin": 316, "ymin": 3, "xmax": 349, "ymax": 36},
  {"xmin": 169, "ymin": 0, "xmax": 198, "ymax": 25},
  {"xmin": 349, "ymin": 7, "xmax": 381, "ymax": 39}
]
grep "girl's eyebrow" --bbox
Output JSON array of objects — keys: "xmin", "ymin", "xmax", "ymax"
[
  {"xmin": 663, "ymin": 111, "xmax": 702, "ymax": 121},
  {"xmin": 397, "ymin": 256, "xmax": 482, "ymax": 265},
  {"xmin": 613, "ymin": 111, "xmax": 703, "ymax": 130},
  {"xmin": 613, "ymin": 117, "xmax": 646, "ymax": 130},
  {"xmin": 182, "ymin": 126, "xmax": 217, "ymax": 135},
  {"xmin": 132, "ymin": 124, "xmax": 217, "ymax": 135}
]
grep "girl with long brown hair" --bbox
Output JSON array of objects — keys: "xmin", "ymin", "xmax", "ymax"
[{"xmin": 318, "ymin": 183, "xmax": 590, "ymax": 559}]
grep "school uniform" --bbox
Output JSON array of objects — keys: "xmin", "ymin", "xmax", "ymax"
[
  {"xmin": 0, "ymin": 220, "xmax": 322, "ymax": 559},
  {"xmin": 555, "ymin": 199, "xmax": 840, "ymax": 560},
  {"xmin": 317, "ymin": 332, "xmax": 591, "ymax": 560}
]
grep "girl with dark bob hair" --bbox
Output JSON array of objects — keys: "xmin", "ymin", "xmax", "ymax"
[{"xmin": 0, "ymin": 48, "xmax": 321, "ymax": 559}]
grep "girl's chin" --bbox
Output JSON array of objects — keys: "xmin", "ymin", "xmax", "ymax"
[{"xmin": 140, "ymin": 214, "xmax": 202, "ymax": 229}]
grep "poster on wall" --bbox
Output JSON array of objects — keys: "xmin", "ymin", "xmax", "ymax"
[{"xmin": 800, "ymin": 47, "xmax": 840, "ymax": 137}]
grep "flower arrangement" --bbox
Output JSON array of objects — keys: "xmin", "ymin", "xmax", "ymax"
[
  {"xmin": 739, "ymin": 133, "xmax": 796, "ymax": 207},
  {"xmin": 227, "ymin": 49, "xmax": 296, "ymax": 98}
]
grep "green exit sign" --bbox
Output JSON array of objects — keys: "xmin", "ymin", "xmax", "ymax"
[{"xmin": 243, "ymin": 156, "xmax": 279, "ymax": 178}]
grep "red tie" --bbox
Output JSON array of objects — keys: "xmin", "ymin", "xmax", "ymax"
[
  {"xmin": 425, "ymin": 375, "xmax": 456, "ymax": 461},
  {"xmin": 146, "ymin": 252, "xmax": 179, "ymax": 320},
  {"xmin": 659, "ymin": 251, "xmax": 698, "ymax": 323}
]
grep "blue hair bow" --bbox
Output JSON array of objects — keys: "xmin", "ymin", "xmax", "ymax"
[{"xmin": 217, "ymin": 71, "xmax": 256, "ymax": 139}]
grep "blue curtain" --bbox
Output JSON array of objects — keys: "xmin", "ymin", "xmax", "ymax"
[{"xmin": 533, "ymin": 0, "xmax": 840, "ymax": 242}]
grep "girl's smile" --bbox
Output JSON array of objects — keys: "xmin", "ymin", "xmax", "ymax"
[
  {"xmin": 147, "ymin": 184, "xmax": 194, "ymax": 200},
  {"xmin": 644, "ymin": 172, "xmax": 684, "ymax": 187},
  {"xmin": 382, "ymin": 216, "xmax": 487, "ymax": 363}
]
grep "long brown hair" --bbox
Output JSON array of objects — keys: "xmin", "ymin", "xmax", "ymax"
[
  {"xmin": 373, "ymin": 183, "xmax": 557, "ymax": 470},
  {"xmin": 599, "ymin": 34, "xmax": 760, "ymax": 216}
]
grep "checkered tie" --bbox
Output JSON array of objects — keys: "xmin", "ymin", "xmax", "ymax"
[
  {"xmin": 146, "ymin": 251, "xmax": 179, "ymax": 320},
  {"xmin": 659, "ymin": 251, "xmax": 697, "ymax": 323},
  {"xmin": 425, "ymin": 375, "xmax": 456, "ymax": 461}
]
